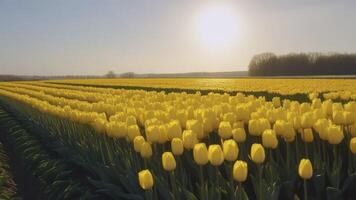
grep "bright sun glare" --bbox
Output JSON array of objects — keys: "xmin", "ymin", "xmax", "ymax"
[{"xmin": 196, "ymin": 4, "xmax": 240, "ymax": 48}]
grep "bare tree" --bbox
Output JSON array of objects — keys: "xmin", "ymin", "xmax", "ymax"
[{"xmin": 105, "ymin": 71, "xmax": 116, "ymax": 78}]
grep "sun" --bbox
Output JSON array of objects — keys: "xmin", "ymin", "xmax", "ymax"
[{"xmin": 196, "ymin": 4, "xmax": 240, "ymax": 48}]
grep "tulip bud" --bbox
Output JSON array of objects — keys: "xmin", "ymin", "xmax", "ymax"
[
  {"xmin": 350, "ymin": 137, "xmax": 356, "ymax": 154},
  {"xmin": 223, "ymin": 139, "xmax": 239, "ymax": 162},
  {"xmin": 127, "ymin": 125, "xmax": 141, "ymax": 141},
  {"xmin": 298, "ymin": 159, "xmax": 313, "ymax": 180},
  {"xmin": 92, "ymin": 118, "xmax": 107, "ymax": 134},
  {"xmin": 232, "ymin": 121, "xmax": 244, "ymax": 129},
  {"xmin": 167, "ymin": 120, "xmax": 182, "ymax": 140},
  {"xmin": 158, "ymin": 125, "xmax": 168, "ymax": 144},
  {"xmin": 351, "ymin": 123, "xmax": 356, "ymax": 137},
  {"xmin": 343, "ymin": 111, "xmax": 355, "ymax": 125},
  {"xmin": 273, "ymin": 120, "xmax": 286, "ymax": 136},
  {"xmin": 218, "ymin": 121, "xmax": 233, "ymax": 139},
  {"xmin": 302, "ymin": 128, "xmax": 314, "ymax": 143},
  {"xmin": 250, "ymin": 143, "xmax": 265, "ymax": 164},
  {"xmin": 186, "ymin": 120, "xmax": 204, "ymax": 139},
  {"xmin": 262, "ymin": 129, "xmax": 278, "ymax": 149},
  {"xmin": 259, "ymin": 118, "xmax": 271, "ymax": 131},
  {"xmin": 314, "ymin": 118, "xmax": 329, "ymax": 140},
  {"xmin": 126, "ymin": 115, "xmax": 137, "ymax": 126},
  {"xmin": 301, "ymin": 112, "xmax": 314, "ymax": 128},
  {"xmin": 332, "ymin": 111, "xmax": 345, "ymax": 125},
  {"xmin": 236, "ymin": 105, "xmax": 250, "ymax": 122},
  {"xmin": 232, "ymin": 128, "xmax": 246, "ymax": 143},
  {"xmin": 106, "ymin": 121, "xmax": 127, "ymax": 138},
  {"xmin": 327, "ymin": 125, "xmax": 344, "ymax": 145},
  {"xmin": 233, "ymin": 160, "xmax": 248, "ymax": 182},
  {"xmin": 138, "ymin": 170, "xmax": 154, "ymax": 190},
  {"xmin": 171, "ymin": 138, "xmax": 184, "ymax": 156},
  {"xmin": 140, "ymin": 141, "xmax": 153, "ymax": 159},
  {"xmin": 146, "ymin": 125, "xmax": 159, "ymax": 143},
  {"xmin": 193, "ymin": 143, "xmax": 209, "ymax": 165},
  {"xmin": 223, "ymin": 112, "xmax": 236, "ymax": 126},
  {"xmin": 133, "ymin": 136, "xmax": 145, "ymax": 152},
  {"xmin": 208, "ymin": 145, "xmax": 224, "ymax": 166},
  {"xmin": 293, "ymin": 116, "xmax": 302, "ymax": 130},
  {"xmin": 162, "ymin": 152, "xmax": 176, "ymax": 171},
  {"xmin": 272, "ymin": 97, "xmax": 281, "ymax": 108},
  {"xmin": 248, "ymin": 119, "xmax": 261, "ymax": 136},
  {"xmin": 182, "ymin": 130, "xmax": 198, "ymax": 149},
  {"xmin": 283, "ymin": 122, "xmax": 296, "ymax": 142}
]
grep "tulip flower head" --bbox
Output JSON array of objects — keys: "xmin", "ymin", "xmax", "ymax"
[
  {"xmin": 250, "ymin": 143, "xmax": 265, "ymax": 164},
  {"xmin": 162, "ymin": 152, "xmax": 176, "ymax": 171},
  {"xmin": 138, "ymin": 170, "xmax": 154, "ymax": 190},
  {"xmin": 233, "ymin": 160, "xmax": 248, "ymax": 182},
  {"xmin": 298, "ymin": 159, "xmax": 313, "ymax": 180}
]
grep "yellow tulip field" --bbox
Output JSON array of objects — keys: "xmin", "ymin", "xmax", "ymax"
[{"xmin": 0, "ymin": 79, "xmax": 356, "ymax": 200}]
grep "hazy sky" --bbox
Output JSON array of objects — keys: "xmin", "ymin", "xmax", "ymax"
[{"xmin": 1, "ymin": 0, "xmax": 356, "ymax": 76}]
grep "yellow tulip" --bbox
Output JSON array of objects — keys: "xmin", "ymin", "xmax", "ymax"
[
  {"xmin": 301, "ymin": 128, "xmax": 314, "ymax": 143},
  {"xmin": 314, "ymin": 118, "xmax": 329, "ymax": 140},
  {"xmin": 162, "ymin": 152, "xmax": 176, "ymax": 171},
  {"xmin": 301, "ymin": 112, "xmax": 314, "ymax": 128},
  {"xmin": 259, "ymin": 118, "xmax": 271, "ymax": 131},
  {"xmin": 344, "ymin": 111, "xmax": 355, "ymax": 125},
  {"xmin": 182, "ymin": 130, "xmax": 198, "ymax": 149},
  {"xmin": 327, "ymin": 125, "xmax": 344, "ymax": 145},
  {"xmin": 298, "ymin": 159, "xmax": 313, "ymax": 180},
  {"xmin": 146, "ymin": 125, "xmax": 159, "ymax": 143},
  {"xmin": 248, "ymin": 119, "xmax": 261, "ymax": 136},
  {"xmin": 272, "ymin": 97, "xmax": 281, "ymax": 108},
  {"xmin": 171, "ymin": 138, "xmax": 184, "ymax": 156},
  {"xmin": 208, "ymin": 145, "xmax": 224, "ymax": 166},
  {"xmin": 250, "ymin": 143, "xmax": 265, "ymax": 164},
  {"xmin": 262, "ymin": 129, "xmax": 278, "ymax": 149},
  {"xmin": 351, "ymin": 123, "xmax": 356, "ymax": 137},
  {"xmin": 232, "ymin": 128, "xmax": 246, "ymax": 143},
  {"xmin": 233, "ymin": 160, "xmax": 248, "ymax": 182},
  {"xmin": 186, "ymin": 120, "xmax": 204, "ymax": 139},
  {"xmin": 138, "ymin": 170, "xmax": 154, "ymax": 190},
  {"xmin": 223, "ymin": 112, "xmax": 236, "ymax": 126},
  {"xmin": 126, "ymin": 115, "xmax": 137, "ymax": 126},
  {"xmin": 273, "ymin": 120, "xmax": 286, "ymax": 136},
  {"xmin": 235, "ymin": 105, "xmax": 250, "ymax": 122},
  {"xmin": 332, "ymin": 111, "xmax": 345, "ymax": 125},
  {"xmin": 158, "ymin": 125, "xmax": 168, "ymax": 144},
  {"xmin": 223, "ymin": 139, "xmax": 239, "ymax": 162},
  {"xmin": 218, "ymin": 121, "xmax": 233, "ymax": 139},
  {"xmin": 350, "ymin": 137, "xmax": 356, "ymax": 154},
  {"xmin": 167, "ymin": 120, "xmax": 182, "ymax": 140},
  {"xmin": 127, "ymin": 125, "xmax": 141, "ymax": 141},
  {"xmin": 193, "ymin": 143, "xmax": 209, "ymax": 165},
  {"xmin": 133, "ymin": 136, "xmax": 145, "ymax": 152},
  {"xmin": 140, "ymin": 141, "xmax": 153, "ymax": 159},
  {"xmin": 283, "ymin": 122, "xmax": 296, "ymax": 142}
]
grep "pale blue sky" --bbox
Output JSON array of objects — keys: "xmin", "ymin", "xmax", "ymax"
[{"xmin": 1, "ymin": 0, "xmax": 356, "ymax": 76}]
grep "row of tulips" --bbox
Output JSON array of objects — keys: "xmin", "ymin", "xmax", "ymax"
[{"xmin": 0, "ymin": 82, "xmax": 356, "ymax": 199}]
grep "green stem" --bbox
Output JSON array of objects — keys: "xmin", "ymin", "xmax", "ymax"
[
  {"xmin": 238, "ymin": 182, "xmax": 243, "ymax": 200},
  {"xmin": 304, "ymin": 180, "xmax": 308, "ymax": 200},
  {"xmin": 170, "ymin": 172, "xmax": 178, "ymax": 200},
  {"xmin": 286, "ymin": 142, "xmax": 290, "ymax": 178},
  {"xmin": 228, "ymin": 163, "xmax": 235, "ymax": 200},
  {"xmin": 145, "ymin": 188, "xmax": 153, "ymax": 200},
  {"xmin": 216, "ymin": 166, "xmax": 221, "ymax": 200},
  {"xmin": 258, "ymin": 164, "xmax": 263, "ymax": 200},
  {"xmin": 199, "ymin": 165, "xmax": 206, "ymax": 200}
]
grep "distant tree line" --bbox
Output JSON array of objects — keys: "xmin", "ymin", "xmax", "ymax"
[{"xmin": 248, "ymin": 52, "xmax": 356, "ymax": 76}]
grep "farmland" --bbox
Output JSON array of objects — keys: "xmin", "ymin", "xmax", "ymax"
[{"xmin": 0, "ymin": 79, "xmax": 355, "ymax": 200}]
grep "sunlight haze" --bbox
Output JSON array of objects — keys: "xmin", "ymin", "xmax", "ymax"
[{"xmin": 1, "ymin": 0, "xmax": 356, "ymax": 76}]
